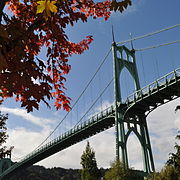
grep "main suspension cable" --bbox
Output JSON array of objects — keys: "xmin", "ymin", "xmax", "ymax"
[
  {"xmin": 117, "ymin": 24, "xmax": 180, "ymax": 45},
  {"xmin": 74, "ymin": 78, "xmax": 114, "ymax": 127},
  {"xmin": 135, "ymin": 39, "xmax": 180, "ymax": 51},
  {"xmin": 34, "ymin": 48, "xmax": 112, "ymax": 150}
]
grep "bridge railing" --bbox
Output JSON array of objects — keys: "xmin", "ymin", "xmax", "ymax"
[{"xmin": 126, "ymin": 68, "xmax": 180, "ymax": 105}]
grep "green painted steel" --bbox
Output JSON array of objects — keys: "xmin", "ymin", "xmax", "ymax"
[
  {"xmin": 112, "ymin": 42, "xmax": 155, "ymax": 173},
  {"xmin": 0, "ymin": 67, "xmax": 180, "ymax": 179}
]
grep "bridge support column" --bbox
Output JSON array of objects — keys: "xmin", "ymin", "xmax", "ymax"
[
  {"xmin": 123, "ymin": 113, "xmax": 155, "ymax": 173},
  {"xmin": 139, "ymin": 114, "xmax": 155, "ymax": 173},
  {"xmin": 116, "ymin": 110, "xmax": 128, "ymax": 168},
  {"xmin": 112, "ymin": 41, "xmax": 155, "ymax": 174}
]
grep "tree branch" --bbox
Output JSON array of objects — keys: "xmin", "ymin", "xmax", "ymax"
[
  {"xmin": 5, "ymin": 19, "xmax": 45, "ymax": 53},
  {"xmin": 0, "ymin": 0, "xmax": 8, "ymax": 23}
]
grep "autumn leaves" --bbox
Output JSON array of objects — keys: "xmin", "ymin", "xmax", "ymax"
[
  {"xmin": 0, "ymin": 0, "xmax": 132, "ymax": 112},
  {"xmin": 36, "ymin": 0, "xmax": 57, "ymax": 20}
]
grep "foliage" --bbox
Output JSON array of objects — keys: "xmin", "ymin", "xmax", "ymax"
[
  {"xmin": 103, "ymin": 160, "xmax": 143, "ymax": 180},
  {"xmin": 0, "ymin": 0, "xmax": 131, "ymax": 112},
  {"xmin": 0, "ymin": 111, "xmax": 14, "ymax": 159},
  {"xmin": 147, "ymin": 132, "xmax": 180, "ymax": 180},
  {"xmin": 8, "ymin": 165, "xmax": 108, "ymax": 180},
  {"xmin": 147, "ymin": 165, "xmax": 180, "ymax": 180},
  {"xmin": 80, "ymin": 141, "xmax": 100, "ymax": 180},
  {"xmin": 166, "ymin": 133, "xmax": 180, "ymax": 176},
  {"xmin": 8, "ymin": 165, "xmax": 81, "ymax": 180},
  {"xmin": 36, "ymin": 0, "xmax": 57, "ymax": 20},
  {"xmin": 110, "ymin": 0, "xmax": 131, "ymax": 12},
  {"xmin": 175, "ymin": 106, "xmax": 180, "ymax": 112}
]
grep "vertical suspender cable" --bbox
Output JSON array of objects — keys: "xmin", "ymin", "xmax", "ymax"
[
  {"xmin": 155, "ymin": 55, "xmax": 160, "ymax": 78},
  {"xmin": 140, "ymin": 52, "xmax": 147, "ymax": 85},
  {"xmin": 98, "ymin": 71, "xmax": 103, "ymax": 111}
]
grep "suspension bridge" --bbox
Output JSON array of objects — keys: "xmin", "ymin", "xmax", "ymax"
[{"xmin": 0, "ymin": 24, "xmax": 180, "ymax": 179}]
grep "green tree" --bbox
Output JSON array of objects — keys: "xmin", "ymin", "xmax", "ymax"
[
  {"xmin": 0, "ymin": 111, "xmax": 14, "ymax": 159},
  {"xmin": 80, "ymin": 141, "xmax": 100, "ymax": 180},
  {"xmin": 104, "ymin": 160, "xmax": 143, "ymax": 180},
  {"xmin": 147, "ymin": 165, "xmax": 179, "ymax": 180},
  {"xmin": 104, "ymin": 160, "xmax": 130, "ymax": 180},
  {"xmin": 167, "ymin": 133, "xmax": 180, "ymax": 173},
  {"xmin": 165, "ymin": 132, "xmax": 180, "ymax": 179},
  {"xmin": 147, "ymin": 132, "xmax": 180, "ymax": 180}
]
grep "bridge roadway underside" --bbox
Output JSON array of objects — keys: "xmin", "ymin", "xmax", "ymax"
[
  {"xmin": 3, "ymin": 115, "xmax": 116, "ymax": 178},
  {"xmin": 28, "ymin": 116, "xmax": 115, "ymax": 166}
]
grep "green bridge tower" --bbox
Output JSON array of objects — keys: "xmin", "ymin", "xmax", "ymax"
[{"xmin": 112, "ymin": 41, "xmax": 155, "ymax": 174}]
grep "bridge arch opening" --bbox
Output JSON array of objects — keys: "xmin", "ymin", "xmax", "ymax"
[
  {"xmin": 126, "ymin": 131, "xmax": 143, "ymax": 170},
  {"xmin": 120, "ymin": 68, "xmax": 136, "ymax": 101},
  {"xmin": 117, "ymin": 50, "xmax": 127, "ymax": 60}
]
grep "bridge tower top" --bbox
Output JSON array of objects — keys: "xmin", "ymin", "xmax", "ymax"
[{"xmin": 112, "ymin": 42, "xmax": 140, "ymax": 103}]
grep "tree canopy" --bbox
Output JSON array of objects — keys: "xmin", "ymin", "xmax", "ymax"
[
  {"xmin": 147, "ymin": 132, "xmax": 180, "ymax": 180},
  {"xmin": 80, "ymin": 141, "xmax": 100, "ymax": 180},
  {"xmin": 103, "ymin": 160, "xmax": 143, "ymax": 180},
  {"xmin": 0, "ymin": 111, "xmax": 14, "ymax": 159},
  {"xmin": 0, "ymin": 0, "xmax": 131, "ymax": 112},
  {"xmin": 104, "ymin": 160, "xmax": 128, "ymax": 180},
  {"xmin": 166, "ymin": 133, "xmax": 180, "ymax": 176}
]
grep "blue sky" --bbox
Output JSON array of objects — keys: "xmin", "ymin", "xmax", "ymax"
[{"xmin": 0, "ymin": 0, "xmax": 180, "ymax": 171}]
